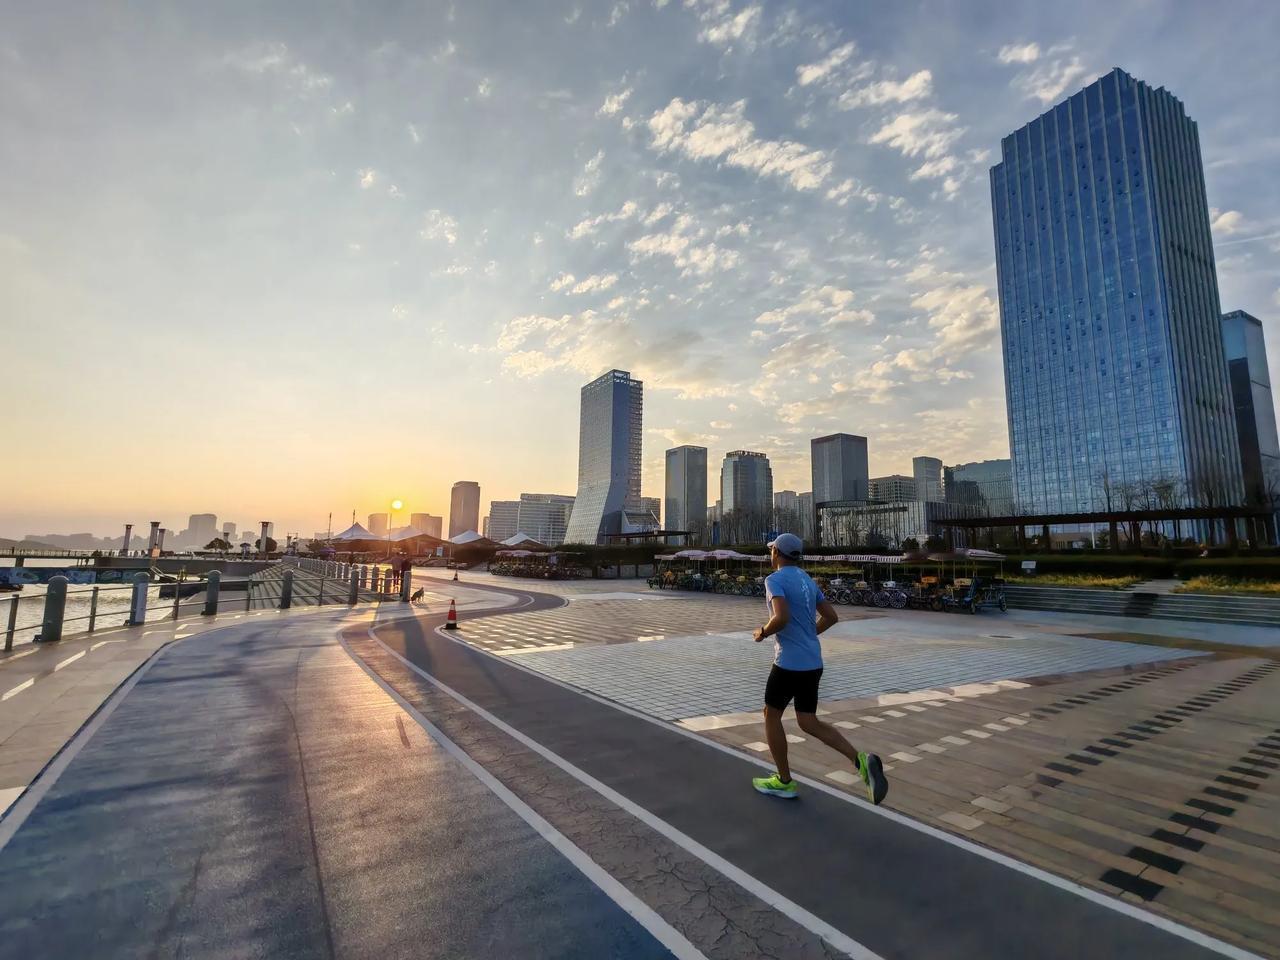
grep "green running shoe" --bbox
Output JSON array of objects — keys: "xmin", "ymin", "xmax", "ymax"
[
  {"xmin": 752, "ymin": 773, "xmax": 798, "ymax": 799},
  {"xmin": 857, "ymin": 752, "xmax": 888, "ymax": 805}
]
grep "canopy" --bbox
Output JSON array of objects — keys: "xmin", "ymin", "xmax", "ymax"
[
  {"xmin": 391, "ymin": 527, "xmax": 443, "ymax": 543},
  {"xmin": 330, "ymin": 523, "xmax": 379, "ymax": 542},
  {"xmin": 449, "ymin": 530, "xmax": 487, "ymax": 544},
  {"xmin": 500, "ymin": 533, "xmax": 548, "ymax": 547}
]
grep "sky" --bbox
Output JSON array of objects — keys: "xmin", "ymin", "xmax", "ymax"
[{"xmin": 3, "ymin": 0, "xmax": 1278, "ymax": 539}]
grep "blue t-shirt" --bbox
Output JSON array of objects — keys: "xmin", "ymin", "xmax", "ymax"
[{"xmin": 764, "ymin": 565, "xmax": 824, "ymax": 671}]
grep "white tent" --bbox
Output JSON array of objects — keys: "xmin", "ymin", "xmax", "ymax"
[
  {"xmin": 391, "ymin": 526, "xmax": 441, "ymax": 542},
  {"xmin": 449, "ymin": 530, "xmax": 488, "ymax": 545},
  {"xmin": 500, "ymin": 533, "xmax": 547, "ymax": 547},
  {"xmin": 330, "ymin": 523, "xmax": 379, "ymax": 542}
]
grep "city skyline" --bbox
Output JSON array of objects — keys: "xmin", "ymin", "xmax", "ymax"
[{"xmin": 4, "ymin": 3, "xmax": 1278, "ymax": 537}]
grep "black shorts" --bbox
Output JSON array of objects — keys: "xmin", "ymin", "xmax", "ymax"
[{"xmin": 764, "ymin": 665, "xmax": 823, "ymax": 714}]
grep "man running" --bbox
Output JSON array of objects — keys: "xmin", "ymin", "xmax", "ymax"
[{"xmin": 751, "ymin": 533, "xmax": 888, "ymax": 805}]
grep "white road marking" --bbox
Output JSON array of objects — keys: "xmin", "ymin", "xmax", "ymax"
[
  {"xmin": 1, "ymin": 648, "xmax": 36, "ymax": 662},
  {"xmin": 366, "ymin": 626, "xmax": 885, "ymax": 960},
  {"xmin": 743, "ymin": 741, "xmax": 769, "ymax": 752},
  {"xmin": 834, "ymin": 721, "xmax": 860, "ymax": 730},
  {"xmin": 904, "ymin": 705, "xmax": 927, "ymax": 713},
  {"xmin": 90, "ymin": 640, "xmax": 125, "ymax": 651},
  {"xmin": 940, "ymin": 736, "xmax": 970, "ymax": 746},
  {"xmin": 857, "ymin": 715, "xmax": 884, "ymax": 723},
  {"xmin": 963, "ymin": 728, "xmax": 992, "ymax": 739},
  {"xmin": 882, "ymin": 710, "xmax": 907, "ymax": 718},
  {"xmin": 54, "ymin": 652, "xmax": 85, "ymax": 671},
  {"xmin": 825, "ymin": 770, "xmax": 858, "ymax": 786},
  {"xmin": 342, "ymin": 634, "xmax": 708, "ymax": 960},
  {"xmin": 2, "ymin": 678, "xmax": 34, "ymax": 700},
  {"xmin": 784, "ymin": 734, "xmax": 805, "ymax": 744},
  {"xmin": 890, "ymin": 752, "xmax": 921, "ymax": 764},
  {"xmin": 984, "ymin": 722, "xmax": 1010, "ymax": 732},
  {"xmin": 1001, "ymin": 716, "xmax": 1029, "ymax": 726},
  {"xmin": 938, "ymin": 811, "xmax": 984, "ymax": 831},
  {"xmin": 915, "ymin": 743, "xmax": 947, "ymax": 754},
  {"xmin": 433, "ymin": 603, "xmax": 1264, "ymax": 960}
]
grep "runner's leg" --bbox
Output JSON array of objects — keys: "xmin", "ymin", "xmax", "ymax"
[
  {"xmin": 796, "ymin": 713, "xmax": 859, "ymax": 765},
  {"xmin": 762, "ymin": 705, "xmax": 791, "ymax": 781}
]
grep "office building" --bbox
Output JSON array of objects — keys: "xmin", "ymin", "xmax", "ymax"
[
  {"xmin": 720, "ymin": 451, "xmax": 773, "ymax": 542},
  {"xmin": 564, "ymin": 369, "xmax": 644, "ymax": 544},
  {"xmin": 367, "ymin": 513, "xmax": 389, "ymax": 538},
  {"xmin": 869, "ymin": 475, "xmax": 917, "ymax": 504},
  {"xmin": 637, "ymin": 496, "xmax": 661, "ymax": 527},
  {"xmin": 773, "ymin": 490, "xmax": 799, "ymax": 513},
  {"xmin": 184, "ymin": 513, "xmax": 218, "ymax": 546},
  {"xmin": 945, "ymin": 459, "xmax": 1015, "ymax": 516},
  {"xmin": 1222, "ymin": 311, "xmax": 1280, "ymax": 508},
  {"xmin": 797, "ymin": 492, "xmax": 815, "ymax": 542},
  {"xmin": 486, "ymin": 501, "xmax": 521, "ymax": 542},
  {"xmin": 913, "ymin": 457, "xmax": 944, "ymax": 503},
  {"xmin": 449, "ymin": 481, "xmax": 481, "ymax": 537},
  {"xmin": 811, "ymin": 434, "xmax": 869, "ymax": 505},
  {"xmin": 992, "ymin": 68, "xmax": 1242, "ymax": 515},
  {"xmin": 221, "ymin": 522, "xmax": 237, "ymax": 541},
  {"xmin": 817, "ymin": 499, "xmax": 984, "ymax": 549},
  {"xmin": 514, "ymin": 494, "xmax": 575, "ymax": 545},
  {"xmin": 409, "ymin": 513, "xmax": 443, "ymax": 539},
  {"xmin": 665, "ymin": 445, "xmax": 708, "ymax": 542}
]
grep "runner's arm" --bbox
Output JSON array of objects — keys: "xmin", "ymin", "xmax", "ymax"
[
  {"xmin": 816, "ymin": 599, "xmax": 839, "ymax": 635},
  {"xmin": 753, "ymin": 596, "xmax": 790, "ymax": 642}
]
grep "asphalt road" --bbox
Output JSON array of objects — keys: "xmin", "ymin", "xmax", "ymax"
[{"xmin": 0, "ymin": 576, "xmax": 1254, "ymax": 960}]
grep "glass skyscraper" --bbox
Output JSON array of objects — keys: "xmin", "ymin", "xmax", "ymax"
[
  {"xmin": 1222, "ymin": 310, "xmax": 1280, "ymax": 508},
  {"xmin": 449, "ymin": 481, "xmax": 481, "ymax": 537},
  {"xmin": 564, "ymin": 369, "xmax": 644, "ymax": 544},
  {"xmin": 992, "ymin": 68, "xmax": 1242, "ymax": 515},
  {"xmin": 664, "ymin": 445, "xmax": 707, "ymax": 542}
]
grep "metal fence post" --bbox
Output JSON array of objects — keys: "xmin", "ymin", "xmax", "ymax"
[
  {"xmin": 246, "ymin": 579, "xmax": 253, "ymax": 611},
  {"xmin": 172, "ymin": 584, "xmax": 181, "ymax": 620},
  {"xmin": 37, "ymin": 575, "xmax": 68, "ymax": 643},
  {"xmin": 4, "ymin": 596, "xmax": 19, "ymax": 651},
  {"xmin": 318, "ymin": 576, "xmax": 325, "ymax": 605},
  {"xmin": 360, "ymin": 565, "xmax": 368, "ymax": 590},
  {"xmin": 127, "ymin": 572, "xmax": 149, "ymax": 626},
  {"xmin": 400, "ymin": 567, "xmax": 411, "ymax": 602},
  {"xmin": 348, "ymin": 568, "xmax": 359, "ymax": 605},
  {"xmin": 203, "ymin": 570, "xmax": 221, "ymax": 616},
  {"xmin": 280, "ymin": 570, "xmax": 294, "ymax": 609},
  {"xmin": 88, "ymin": 586, "xmax": 100, "ymax": 633}
]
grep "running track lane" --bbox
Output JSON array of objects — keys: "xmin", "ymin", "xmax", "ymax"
[{"xmin": 365, "ymin": 576, "xmax": 1244, "ymax": 960}]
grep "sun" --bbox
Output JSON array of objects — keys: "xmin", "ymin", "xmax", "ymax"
[{"xmin": 391, "ymin": 499, "xmax": 403, "ymax": 511}]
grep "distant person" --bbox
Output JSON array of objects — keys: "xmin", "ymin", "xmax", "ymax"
[{"xmin": 750, "ymin": 533, "xmax": 888, "ymax": 805}]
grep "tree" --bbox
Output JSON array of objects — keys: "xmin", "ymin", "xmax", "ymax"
[
  {"xmin": 205, "ymin": 538, "xmax": 232, "ymax": 552},
  {"xmin": 924, "ymin": 534, "xmax": 946, "ymax": 552},
  {"xmin": 900, "ymin": 537, "xmax": 921, "ymax": 552},
  {"xmin": 305, "ymin": 539, "xmax": 329, "ymax": 554},
  {"xmin": 254, "ymin": 537, "xmax": 279, "ymax": 553}
]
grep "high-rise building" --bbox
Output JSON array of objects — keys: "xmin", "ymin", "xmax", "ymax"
[
  {"xmin": 773, "ymin": 490, "xmax": 799, "ymax": 512},
  {"xmin": 409, "ymin": 513, "xmax": 443, "ymax": 538},
  {"xmin": 564, "ymin": 369, "xmax": 644, "ymax": 544},
  {"xmin": 486, "ymin": 500, "xmax": 521, "ymax": 542},
  {"xmin": 665, "ymin": 445, "xmax": 708, "ymax": 542},
  {"xmin": 368, "ymin": 513, "xmax": 389, "ymax": 538},
  {"xmin": 638, "ymin": 496, "xmax": 661, "ymax": 526},
  {"xmin": 221, "ymin": 522, "xmax": 237, "ymax": 541},
  {"xmin": 811, "ymin": 434, "xmax": 868, "ymax": 505},
  {"xmin": 912, "ymin": 457, "xmax": 944, "ymax": 503},
  {"xmin": 797, "ymin": 492, "xmax": 815, "ymax": 542},
  {"xmin": 1222, "ymin": 311, "xmax": 1280, "ymax": 508},
  {"xmin": 720, "ymin": 451, "xmax": 773, "ymax": 542},
  {"xmin": 945, "ymin": 459, "xmax": 1015, "ymax": 516},
  {"xmin": 449, "ymin": 481, "xmax": 481, "ymax": 537},
  {"xmin": 481, "ymin": 516, "xmax": 490, "ymax": 538},
  {"xmin": 992, "ymin": 68, "xmax": 1242, "ymax": 515},
  {"xmin": 869, "ymin": 475, "xmax": 917, "ymax": 503},
  {"xmin": 186, "ymin": 513, "xmax": 218, "ymax": 546},
  {"xmin": 515, "ymin": 494, "xmax": 575, "ymax": 545}
]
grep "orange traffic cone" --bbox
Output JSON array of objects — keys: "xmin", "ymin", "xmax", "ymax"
[{"xmin": 445, "ymin": 599, "xmax": 459, "ymax": 630}]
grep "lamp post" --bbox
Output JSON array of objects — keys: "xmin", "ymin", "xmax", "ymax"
[{"xmin": 388, "ymin": 499, "xmax": 402, "ymax": 560}]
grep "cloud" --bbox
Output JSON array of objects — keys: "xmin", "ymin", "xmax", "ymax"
[
  {"xmin": 407, "ymin": 123, "xmax": 422, "ymax": 144},
  {"xmin": 570, "ymin": 273, "xmax": 619, "ymax": 294},
  {"xmin": 549, "ymin": 272, "xmax": 576, "ymax": 291},
  {"xmin": 567, "ymin": 199, "xmax": 640, "ymax": 239},
  {"xmin": 608, "ymin": 2, "xmax": 629, "ymax": 27},
  {"xmin": 574, "ymin": 149, "xmax": 606, "ymax": 196},
  {"xmin": 390, "ymin": 304, "xmax": 409, "ymax": 320},
  {"xmin": 224, "ymin": 42, "xmax": 332, "ymax": 94},
  {"xmin": 796, "ymin": 41, "xmax": 857, "ymax": 86},
  {"xmin": 754, "ymin": 286, "xmax": 874, "ymax": 331},
  {"xmin": 710, "ymin": 420, "xmax": 732, "ymax": 429},
  {"xmin": 868, "ymin": 108, "xmax": 964, "ymax": 160},
  {"xmin": 476, "ymin": 77, "xmax": 493, "ymax": 98},
  {"xmin": 688, "ymin": 1, "xmax": 761, "ymax": 46},
  {"xmin": 358, "ymin": 168, "xmax": 377, "ymax": 189},
  {"xmin": 646, "ymin": 98, "xmax": 832, "ymax": 190},
  {"xmin": 420, "ymin": 209, "xmax": 459, "ymax": 245},
  {"xmin": 433, "ymin": 40, "xmax": 457, "ymax": 63},
  {"xmin": 628, "ymin": 213, "xmax": 742, "ymax": 276},
  {"xmin": 1004, "ymin": 44, "xmax": 1090, "ymax": 103},
  {"xmin": 837, "ymin": 69, "xmax": 933, "ymax": 109},
  {"xmin": 911, "ymin": 155, "xmax": 957, "ymax": 179},
  {"xmin": 825, "ymin": 178, "xmax": 882, "ymax": 209},
  {"xmin": 1210, "ymin": 208, "xmax": 1246, "ymax": 236},
  {"xmin": 997, "ymin": 42, "xmax": 1040, "ymax": 64},
  {"xmin": 598, "ymin": 88, "xmax": 632, "ymax": 116},
  {"xmin": 907, "ymin": 264, "xmax": 999, "ymax": 355}
]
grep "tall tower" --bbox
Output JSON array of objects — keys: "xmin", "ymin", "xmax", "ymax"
[
  {"xmin": 664, "ymin": 445, "xmax": 708, "ymax": 544},
  {"xmin": 992, "ymin": 68, "xmax": 1242, "ymax": 515},
  {"xmin": 449, "ymin": 482, "xmax": 481, "ymax": 538},
  {"xmin": 564, "ymin": 370, "xmax": 644, "ymax": 544}
]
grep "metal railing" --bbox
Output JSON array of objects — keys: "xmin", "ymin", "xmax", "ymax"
[{"xmin": 1, "ymin": 559, "xmax": 412, "ymax": 651}]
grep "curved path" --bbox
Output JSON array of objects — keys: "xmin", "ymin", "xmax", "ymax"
[{"xmin": 0, "ymin": 576, "xmax": 1261, "ymax": 959}]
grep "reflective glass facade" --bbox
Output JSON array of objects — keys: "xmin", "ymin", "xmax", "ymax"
[
  {"xmin": 944, "ymin": 459, "xmax": 1014, "ymax": 516},
  {"xmin": 992, "ymin": 68, "xmax": 1242, "ymax": 514},
  {"xmin": 449, "ymin": 481, "xmax": 481, "ymax": 537},
  {"xmin": 664, "ymin": 445, "xmax": 707, "ymax": 541},
  {"xmin": 811, "ymin": 434, "xmax": 869, "ymax": 505},
  {"xmin": 486, "ymin": 501, "xmax": 520, "ymax": 542},
  {"xmin": 1222, "ymin": 311, "xmax": 1280, "ymax": 505},
  {"xmin": 564, "ymin": 370, "xmax": 644, "ymax": 544}
]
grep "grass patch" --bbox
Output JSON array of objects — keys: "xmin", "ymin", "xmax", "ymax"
[
  {"xmin": 1005, "ymin": 574, "xmax": 1139, "ymax": 590},
  {"xmin": 1173, "ymin": 576, "xmax": 1280, "ymax": 597}
]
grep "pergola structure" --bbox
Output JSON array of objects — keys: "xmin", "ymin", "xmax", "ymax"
[{"xmin": 939, "ymin": 504, "xmax": 1276, "ymax": 551}]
